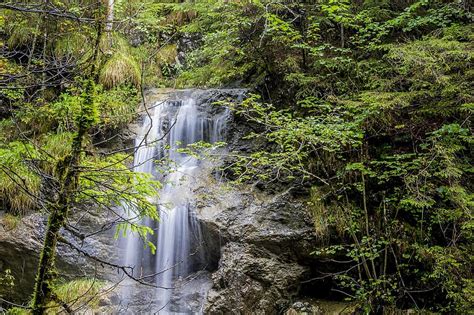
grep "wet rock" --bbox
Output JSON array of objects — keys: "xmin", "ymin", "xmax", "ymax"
[
  {"xmin": 196, "ymin": 182, "xmax": 318, "ymax": 260},
  {"xmin": 0, "ymin": 213, "xmax": 46, "ymax": 303},
  {"xmin": 97, "ymin": 289, "xmax": 120, "ymax": 307},
  {"xmin": 286, "ymin": 301, "xmax": 324, "ymax": 315}
]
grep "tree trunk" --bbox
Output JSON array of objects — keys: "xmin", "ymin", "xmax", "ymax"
[
  {"xmin": 31, "ymin": 204, "xmax": 70, "ymax": 314},
  {"xmin": 105, "ymin": 0, "xmax": 115, "ymax": 33},
  {"xmin": 31, "ymin": 82, "xmax": 95, "ymax": 314},
  {"xmin": 31, "ymin": 14, "xmax": 103, "ymax": 313}
]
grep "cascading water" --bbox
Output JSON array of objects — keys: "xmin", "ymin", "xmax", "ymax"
[{"xmin": 120, "ymin": 90, "xmax": 231, "ymax": 314}]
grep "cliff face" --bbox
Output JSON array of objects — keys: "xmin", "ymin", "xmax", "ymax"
[
  {"xmin": 0, "ymin": 89, "xmax": 321, "ymax": 313},
  {"xmin": 190, "ymin": 101, "xmax": 319, "ymax": 313}
]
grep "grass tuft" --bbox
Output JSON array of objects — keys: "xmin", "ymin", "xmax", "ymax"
[
  {"xmin": 99, "ymin": 53, "xmax": 141, "ymax": 89},
  {"xmin": 0, "ymin": 142, "xmax": 41, "ymax": 215},
  {"xmin": 46, "ymin": 278, "xmax": 104, "ymax": 314},
  {"xmin": 308, "ymin": 188, "xmax": 330, "ymax": 241}
]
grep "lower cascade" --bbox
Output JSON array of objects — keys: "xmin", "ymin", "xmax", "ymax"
[{"xmin": 120, "ymin": 90, "xmax": 231, "ymax": 313}]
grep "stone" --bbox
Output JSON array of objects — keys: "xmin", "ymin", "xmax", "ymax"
[
  {"xmin": 204, "ymin": 242, "xmax": 309, "ymax": 314},
  {"xmin": 191, "ymin": 170, "xmax": 319, "ymax": 313},
  {"xmin": 0, "ymin": 211, "xmax": 117, "ymax": 303}
]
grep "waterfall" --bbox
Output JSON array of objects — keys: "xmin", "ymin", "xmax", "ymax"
[{"xmin": 120, "ymin": 90, "xmax": 231, "ymax": 314}]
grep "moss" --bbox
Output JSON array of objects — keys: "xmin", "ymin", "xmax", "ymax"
[
  {"xmin": 5, "ymin": 308, "xmax": 30, "ymax": 315},
  {"xmin": 1, "ymin": 213, "xmax": 21, "ymax": 230}
]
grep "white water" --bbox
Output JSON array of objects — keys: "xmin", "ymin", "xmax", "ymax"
[{"xmin": 121, "ymin": 91, "xmax": 229, "ymax": 313}]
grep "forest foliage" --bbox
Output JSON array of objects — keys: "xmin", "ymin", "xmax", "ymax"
[
  {"xmin": 151, "ymin": 0, "xmax": 473, "ymax": 312},
  {"xmin": 0, "ymin": 0, "xmax": 472, "ymax": 313}
]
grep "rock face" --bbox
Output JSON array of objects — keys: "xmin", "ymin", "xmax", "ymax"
[
  {"xmin": 206, "ymin": 243, "xmax": 308, "ymax": 314},
  {"xmin": 0, "ymin": 212, "xmax": 117, "ymax": 303},
  {"xmin": 188, "ymin": 106, "xmax": 320, "ymax": 313},
  {"xmin": 194, "ymin": 179, "xmax": 318, "ymax": 314},
  {"xmin": 0, "ymin": 213, "xmax": 49, "ymax": 303}
]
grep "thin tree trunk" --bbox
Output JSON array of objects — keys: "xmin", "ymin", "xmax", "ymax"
[
  {"xmin": 31, "ymin": 203, "xmax": 71, "ymax": 314},
  {"xmin": 40, "ymin": 23, "xmax": 47, "ymax": 96},
  {"xmin": 28, "ymin": 0, "xmax": 47, "ymax": 69},
  {"xmin": 105, "ymin": 0, "xmax": 114, "ymax": 32},
  {"xmin": 340, "ymin": 24, "xmax": 344, "ymax": 48},
  {"xmin": 31, "ymin": 14, "xmax": 103, "ymax": 314},
  {"xmin": 27, "ymin": 20, "xmax": 41, "ymax": 69}
]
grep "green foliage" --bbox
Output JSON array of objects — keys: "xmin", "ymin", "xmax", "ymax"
[
  {"xmin": 0, "ymin": 269, "xmax": 15, "ymax": 291},
  {"xmin": 10, "ymin": 83, "xmax": 139, "ymax": 135},
  {"xmin": 0, "ymin": 142, "xmax": 41, "ymax": 214},
  {"xmin": 96, "ymin": 85, "xmax": 140, "ymax": 128},
  {"xmin": 224, "ymin": 94, "xmax": 363, "ymax": 183},
  {"xmin": 4, "ymin": 308, "xmax": 29, "ymax": 315},
  {"xmin": 175, "ymin": 1, "xmax": 259, "ymax": 87},
  {"xmin": 200, "ymin": 1, "xmax": 474, "ymax": 312},
  {"xmin": 80, "ymin": 153, "xmax": 161, "ymax": 251}
]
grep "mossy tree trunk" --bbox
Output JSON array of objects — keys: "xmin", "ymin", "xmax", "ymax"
[
  {"xmin": 31, "ymin": 83, "xmax": 93, "ymax": 314},
  {"xmin": 31, "ymin": 14, "xmax": 103, "ymax": 313},
  {"xmin": 31, "ymin": 198, "xmax": 73, "ymax": 313}
]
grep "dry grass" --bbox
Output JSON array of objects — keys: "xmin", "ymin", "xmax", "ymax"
[
  {"xmin": 99, "ymin": 53, "xmax": 141, "ymax": 88},
  {"xmin": 0, "ymin": 178, "xmax": 40, "ymax": 215},
  {"xmin": 0, "ymin": 167, "xmax": 40, "ymax": 215},
  {"xmin": 308, "ymin": 188, "xmax": 330, "ymax": 240},
  {"xmin": 308, "ymin": 187, "xmax": 351, "ymax": 240},
  {"xmin": 45, "ymin": 279, "xmax": 104, "ymax": 314}
]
